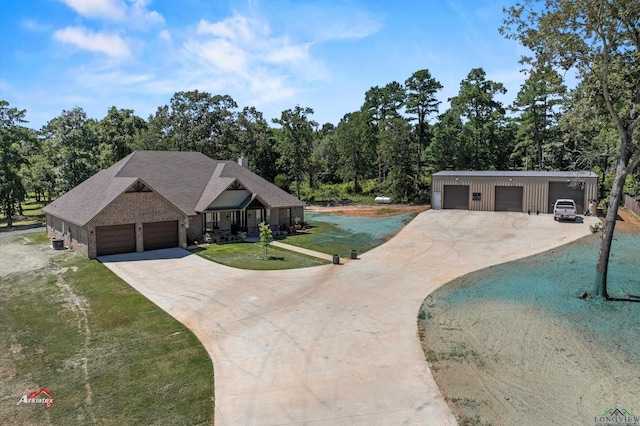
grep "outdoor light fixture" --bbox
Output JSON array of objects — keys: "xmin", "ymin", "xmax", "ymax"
[{"xmin": 509, "ymin": 178, "xmax": 513, "ymax": 182}]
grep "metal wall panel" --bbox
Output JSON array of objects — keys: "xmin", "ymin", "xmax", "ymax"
[{"xmin": 432, "ymin": 173, "xmax": 598, "ymax": 214}]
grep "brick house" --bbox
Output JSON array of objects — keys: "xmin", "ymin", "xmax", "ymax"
[{"xmin": 43, "ymin": 151, "xmax": 305, "ymax": 258}]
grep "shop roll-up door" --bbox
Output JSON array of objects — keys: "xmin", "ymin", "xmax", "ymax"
[
  {"xmin": 444, "ymin": 185, "xmax": 469, "ymax": 209},
  {"xmin": 548, "ymin": 182, "xmax": 585, "ymax": 214},
  {"xmin": 495, "ymin": 186, "xmax": 523, "ymax": 212}
]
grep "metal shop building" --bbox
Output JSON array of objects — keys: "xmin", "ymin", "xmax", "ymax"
[{"xmin": 431, "ymin": 171, "xmax": 598, "ymax": 214}]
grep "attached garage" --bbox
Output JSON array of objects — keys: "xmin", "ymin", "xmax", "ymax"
[
  {"xmin": 443, "ymin": 185, "xmax": 469, "ymax": 209},
  {"xmin": 96, "ymin": 224, "xmax": 136, "ymax": 256},
  {"xmin": 432, "ymin": 171, "xmax": 597, "ymax": 214},
  {"xmin": 143, "ymin": 220, "xmax": 178, "ymax": 251},
  {"xmin": 548, "ymin": 182, "xmax": 586, "ymax": 214},
  {"xmin": 495, "ymin": 186, "xmax": 523, "ymax": 212}
]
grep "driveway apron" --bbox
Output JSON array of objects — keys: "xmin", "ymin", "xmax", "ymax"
[{"xmin": 100, "ymin": 210, "xmax": 600, "ymax": 425}]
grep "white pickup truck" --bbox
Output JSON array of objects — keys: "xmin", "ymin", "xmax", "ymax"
[{"xmin": 553, "ymin": 199, "xmax": 578, "ymax": 221}]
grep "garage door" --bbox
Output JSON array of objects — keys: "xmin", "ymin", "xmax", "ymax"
[
  {"xmin": 495, "ymin": 186, "xmax": 523, "ymax": 212},
  {"xmin": 444, "ymin": 185, "xmax": 469, "ymax": 209},
  {"xmin": 143, "ymin": 220, "xmax": 178, "ymax": 251},
  {"xmin": 549, "ymin": 182, "xmax": 585, "ymax": 214},
  {"xmin": 96, "ymin": 224, "xmax": 136, "ymax": 256}
]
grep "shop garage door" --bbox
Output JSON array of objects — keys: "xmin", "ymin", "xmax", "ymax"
[
  {"xmin": 495, "ymin": 186, "xmax": 523, "ymax": 212},
  {"xmin": 444, "ymin": 185, "xmax": 469, "ymax": 209},
  {"xmin": 96, "ymin": 224, "xmax": 136, "ymax": 256},
  {"xmin": 549, "ymin": 182, "xmax": 585, "ymax": 214},
  {"xmin": 143, "ymin": 220, "xmax": 178, "ymax": 251}
]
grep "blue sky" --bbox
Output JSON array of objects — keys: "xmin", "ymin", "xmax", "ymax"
[{"xmin": 1, "ymin": 0, "xmax": 528, "ymax": 130}]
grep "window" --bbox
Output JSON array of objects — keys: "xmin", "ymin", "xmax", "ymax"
[
  {"xmin": 254, "ymin": 209, "xmax": 262, "ymax": 223},
  {"xmin": 204, "ymin": 212, "xmax": 220, "ymax": 232}
]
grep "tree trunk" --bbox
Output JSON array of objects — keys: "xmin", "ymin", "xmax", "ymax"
[{"xmin": 593, "ymin": 163, "xmax": 628, "ymax": 299}]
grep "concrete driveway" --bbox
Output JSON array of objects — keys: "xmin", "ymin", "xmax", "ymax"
[{"xmin": 100, "ymin": 210, "xmax": 600, "ymax": 425}]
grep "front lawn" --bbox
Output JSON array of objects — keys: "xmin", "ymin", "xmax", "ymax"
[
  {"xmin": 0, "ymin": 197, "xmax": 45, "ymax": 230},
  {"xmin": 0, "ymin": 236, "xmax": 213, "ymax": 425},
  {"xmin": 190, "ymin": 241, "xmax": 329, "ymax": 270},
  {"xmin": 283, "ymin": 211, "xmax": 419, "ymax": 257}
]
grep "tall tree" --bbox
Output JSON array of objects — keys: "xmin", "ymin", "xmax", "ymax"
[
  {"xmin": 380, "ymin": 117, "xmax": 416, "ymax": 201},
  {"xmin": 236, "ymin": 107, "xmax": 280, "ymax": 181},
  {"xmin": 503, "ymin": 0, "xmax": 640, "ymax": 299},
  {"xmin": 273, "ymin": 106, "xmax": 317, "ymax": 199},
  {"xmin": 96, "ymin": 106, "xmax": 147, "ymax": 168},
  {"xmin": 41, "ymin": 107, "xmax": 97, "ymax": 193},
  {"xmin": 512, "ymin": 62, "xmax": 566, "ymax": 170},
  {"xmin": 0, "ymin": 101, "xmax": 32, "ymax": 226},
  {"xmin": 450, "ymin": 68, "xmax": 507, "ymax": 169},
  {"xmin": 363, "ymin": 82, "xmax": 406, "ymax": 186},
  {"xmin": 335, "ymin": 111, "xmax": 375, "ymax": 192},
  {"xmin": 429, "ymin": 108, "xmax": 472, "ymax": 171},
  {"xmin": 405, "ymin": 69, "xmax": 443, "ymax": 180},
  {"xmin": 152, "ymin": 91, "xmax": 238, "ymax": 159}
]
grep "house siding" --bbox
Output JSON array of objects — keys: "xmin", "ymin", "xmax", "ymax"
[
  {"xmin": 187, "ymin": 214, "xmax": 203, "ymax": 244},
  {"xmin": 46, "ymin": 214, "xmax": 89, "ymax": 257},
  {"xmin": 432, "ymin": 174, "xmax": 598, "ymax": 214},
  {"xmin": 86, "ymin": 192, "xmax": 187, "ymax": 258}
]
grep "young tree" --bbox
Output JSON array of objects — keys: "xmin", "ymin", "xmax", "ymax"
[
  {"xmin": 503, "ymin": 0, "xmax": 640, "ymax": 300},
  {"xmin": 258, "ymin": 221, "xmax": 273, "ymax": 259},
  {"xmin": 0, "ymin": 101, "xmax": 32, "ymax": 226},
  {"xmin": 272, "ymin": 106, "xmax": 317, "ymax": 199}
]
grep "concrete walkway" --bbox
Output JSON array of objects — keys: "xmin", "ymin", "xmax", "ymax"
[
  {"xmin": 270, "ymin": 240, "xmax": 336, "ymax": 262},
  {"xmin": 100, "ymin": 210, "xmax": 600, "ymax": 425}
]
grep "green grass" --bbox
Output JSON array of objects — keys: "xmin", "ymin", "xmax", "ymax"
[
  {"xmin": 280, "ymin": 221, "xmax": 358, "ymax": 257},
  {"xmin": 281, "ymin": 213, "xmax": 419, "ymax": 257},
  {"xmin": 0, "ymin": 235, "xmax": 213, "ymax": 425},
  {"xmin": 190, "ymin": 241, "xmax": 330, "ymax": 270},
  {"xmin": 0, "ymin": 196, "xmax": 45, "ymax": 229}
]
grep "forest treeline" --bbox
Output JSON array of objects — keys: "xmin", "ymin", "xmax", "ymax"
[{"xmin": 1, "ymin": 64, "xmax": 639, "ymax": 223}]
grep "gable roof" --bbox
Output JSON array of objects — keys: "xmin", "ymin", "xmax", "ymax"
[{"xmin": 43, "ymin": 151, "xmax": 304, "ymax": 226}]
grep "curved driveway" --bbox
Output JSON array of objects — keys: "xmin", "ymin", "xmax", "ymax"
[{"xmin": 100, "ymin": 210, "xmax": 600, "ymax": 425}]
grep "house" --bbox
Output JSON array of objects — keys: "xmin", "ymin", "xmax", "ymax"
[
  {"xmin": 431, "ymin": 170, "xmax": 598, "ymax": 214},
  {"xmin": 43, "ymin": 151, "xmax": 305, "ymax": 258}
]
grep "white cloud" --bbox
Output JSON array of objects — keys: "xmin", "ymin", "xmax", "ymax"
[
  {"xmin": 197, "ymin": 15, "xmax": 260, "ymax": 44},
  {"xmin": 60, "ymin": 0, "xmax": 164, "ymax": 27},
  {"xmin": 267, "ymin": 44, "xmax": 309, "ymax": 65},
  {"xmin": 53, "ymin": 27, "xmax": 132, "ymax": 58},
  {"xmin": 159, "ymin": 29, "xmax": 171, "ymax": 42},
  {"xmin": 184, "ymin": 38, "xmax": 249, "ymax": 74},
  {"xmin": 20, "ymin": 18, "xmax": 51, "ymax": 33},
  {"xmin": 61, "ymin": 0, "xmax": 127, "ymax": 21}
]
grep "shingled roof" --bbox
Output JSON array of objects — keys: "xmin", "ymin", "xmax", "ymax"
[{"xmin": 43, "ymin": 151, "xmax": 304, "ymax": 226}]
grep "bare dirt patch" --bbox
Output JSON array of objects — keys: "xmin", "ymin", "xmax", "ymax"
[
  {"xmin": 0, "ymin": 240, "xmax": 57, "ymax": 278},
  {"xmin": 616, "ymin": 208, "xmax": 640, "ymax": 233},
  {"xmin": 305, "ymin": 203, "xmax": 429, "ymax": 217},
  {"xmin": 419, "ymin": 231, "xmax": 640, "ymax": 426}
]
